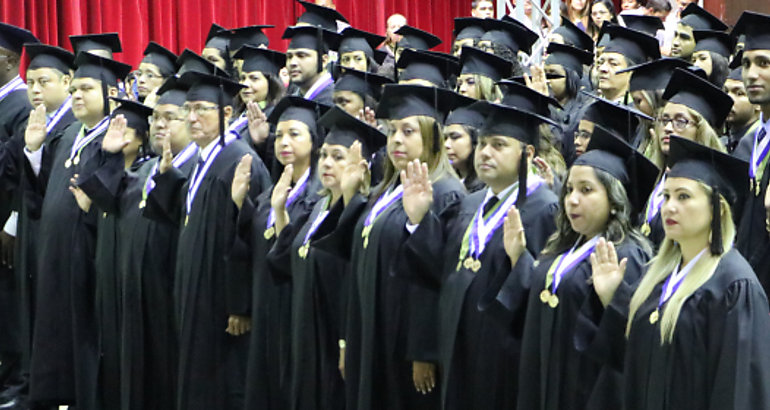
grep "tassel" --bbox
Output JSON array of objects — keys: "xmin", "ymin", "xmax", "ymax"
[
  {"xmin": 518, "ymin": 142, "xmax": 528, "ymax": 205},
  {"xmin": 101, "ymin": 71, "xmax": 110, "ymax": 117},
  {"xmin": 218, "ymin": 83, "xmax": 225, "ymax": 146},
  {"xmin": 710, "ymin": 187, "xmax": 723, "ymax": 255},
  {"xmin": 393, "ymin": 44, "xmax": 399, "ymax": 83},
  {"xmin": 432, "ymin": 87, "xmax": 440, "ymax": 153},
  {"xmin": 316, "ymin": 27, "xmax": 324, "ymax": 74}
]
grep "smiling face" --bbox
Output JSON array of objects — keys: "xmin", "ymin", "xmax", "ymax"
[
  {"xmin": 743, "ymin": 49, "xmax": 770, "ymax": 107},
  {"xmin": 388, "ymin": 116, "xmax": 425, "ymax": 171},
  {"xmin": 274, "ymin": 119, "xmax": 314, "ymax": 169},
  {"xmin": 657, "ymin": 102, "xmax": 698, "ymax": 155},
  {"xmin": 26, "ymin": 67, "xmax": 71, "ymax": 113},
  {"xmin": 564, "ymin": 165, "xmax": 611, "ymax": 237},
  {"xmin": 239, "ymin": 70, "xmax": 269, "ymax": 104},
  {"xmin": 660, "ymin": 176, "xmax": 712, "ymax": 243},
  {"xmin": 317, "ymin": 143, "xmax": 349, "ymax": 191}
]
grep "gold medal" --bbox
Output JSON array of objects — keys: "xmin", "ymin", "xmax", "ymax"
[
  {"xmin": 138, "ymin": 199, "xmax": 146, "ymax": 209},
  {"xmin": 264, "ymin": 226, "xmax": 275, "ymax": 240},
  {"xmin": 540, "ymin": 289, "xmax": 551, "ymax": 304},
  {"xmin": 64, "ymin": 158, "xmax": 72, "ymax": 168},
  {"xmin": 102, "ymin": 212, "xmax": 107, "ymax": 219},
  {"xmin": 363, "ymin": 236, "xmax": 369, "ymax": 249},
  {"xmin": 463, "ymin": 257, "xmax": 474, "ymax": 270},
  {"xmin": 298, "ymin": 244, "xmax": 309, "ymax": 259},
  {"xmin": 471, "ymin": 259, "xmax": 481, "ymax": 273},
  {"xmin": 649, "ymin": 309, "xmax": 659, "ymax": 324},
  {"xmin": 750, "ymin": 177, "xmax": 754, "ymax": 193},
  {"xmin": 548, "ymin": 293, "xmax": 559, "ymax": 308},
  {"xmin": 73, "ymin": 156, "xmax": 80, "ymax": 166},
  {"xmin": 641, "ymin": 223, "xmax": 651, "ymax": 236},
  {"xmin": 184, "ymin": 215, "xmax": 189, "ymax": 226},
  {"xmin": 456, "ymin": 260, "xmax": 463, "ymax": 271},
  {"xmin": 361, "ymin": 225, "xmax": 372, "ymax": 238},
  {"xmin": 533, "ymin": 260, "xmax": 540, "ymax": 268}
]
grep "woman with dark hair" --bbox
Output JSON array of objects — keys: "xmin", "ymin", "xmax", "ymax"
[
  {"xmin": 455, "ymin": 46, "xmax": 510, "ymax": 102},
  {"xmin": 336, "ymin": 27, "xmax": 386, "ymax": 73},
  {"xmin": 560, "ymin": 0, "xmax": 591, "ymax": 31},
  {"xmin": 691, "ymin": 30, "xmax": 732, "ymax": 88},
  {"xmin": 587, "ymin": 0, "xmax": 619, "ymax": 41},
  {"xmin": 444, "ymin": 103, "xmax": 486, "ymax": 193},
  {"xmin": 202, "ymin": 23, "xmax": 234, "ymax": 74}
]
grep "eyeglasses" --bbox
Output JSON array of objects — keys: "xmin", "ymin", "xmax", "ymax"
[
  {"xmin": 149, "ymin": 112, "xmax": 184, "ymax": 124},
  {"xmin": 180, "ymin": 104, "xmax": 218, "ymax": 117},
  {"xmin": 134, "ymin": 70, "xmax": 162, "ymax": 81},
  {"xmin": 656, "ymin": 115, "xmax": 693, "ymax": 131}
]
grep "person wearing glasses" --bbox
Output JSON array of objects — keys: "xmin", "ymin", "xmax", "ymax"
[{"xmin": 134, "ymin": 42, "xmax": 177, "ymax": 104}]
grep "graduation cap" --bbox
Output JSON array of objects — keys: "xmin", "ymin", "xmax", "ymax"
[
  {"xmin": 336, "ymin": 27, "xmax": 386, "ymax": 58},
  {"xmin": 480, "ymin": 103, "xmax": 559, "ymax": 204},
  {"xmin": 544, "ymin": 42, "xmax": 593, "ymax": 77},
  {"xmin": 679, "ymin": 3, "xmax": 728, "ymax": 31},
  {"xmin": 156, "ymin": 76, "xmax": 189, "ymax": 107},
  {"xmin": 397, "ymin": 48, "xmax": 460, "ymax": 88},
  {"xmin": 229, "ymin": 25, "xmax": 273, "ymax": 51},
  {"xmin": 267, "ymin": 96, "xmax": 330, "ymax": 147},
  {"xmin": 454, "ymin": 17, "xmax": 487, "ymax": 41},
  {"xmin": 601, "ymin": 23, "xmax": 661, "ymax": 64},
  {"xmin": 505, "ymin": 72, "xmax": 565, "ymax": 85},
  {"xmin": 726, "ymin": 66, "xmax": 743, "ymax": 81},
  {"xmin": 296, "ymin": 0, "xmax": 348, "ymax": 31},
  {"xmin": 574, "ymin": 124, "xmax": 659, "ymax": 213},
  {"xmin": 283, "ymin": 25, "xmax": 340, "ymax": 74},
  {"xmin": 74, "ymin": 52, "xmax": 132, "ymax": 116},
  {"xmin": 580, "ymin": 91, "xmax": 652, "ymax": 141},
  {"xmin": 552, "ymin": 16, "xmax": 594, "ymax": 52},
  {"xmin": 0, "ymin": 23, "xmax": 38, "ymax": 54},
  {"xmin": 617, "ymin": 57, "xmax": 690, "ymax": 92},
  {"xmin": 110, "ymin": 97, "xmax": 154, "ymax": 134},
  {"xmin": 667, "ymin": 135, "xmax": 748, "ymax": 254},
  {"xmin": 176, "ymin": 49, "xmax": 229, "ymax": 77},
  {"xmin": 481, "ymin": 18, "xmax": 539, "ymax": 54},
  {"xmin": 662, "ymin": 67, "xmax": 733, "ymax": 129},
  {"xmin": 204, "ymin": 23, "xmax": 230, "ymax": 52},
  {"xmin": 25, "ymin": 43, "xmax": 75, "ymax": 74},
  {"xmin": 233, "ymin": 45, "xmax": 285, "ymax": 77},
  {"xmin": 395, "ymin": 25, "xmax": 442, "ymax": 50},
  {"xmin": 70, "ymin": 33, "xmax": 122, "ymax": 56},
  {"xmin": 693, "ymin": 30, "xmax": 732, "ymax": 58},
  {"xmin": 318, "ymin": 105, "xmax": 387, "ymax": 157},
  {"xmin": 445, "ymin": 100, "xmax": 490, "ymax": 132},
  {"xmin": 621, "ymin": 15, "xmax": 664, "ymax": 37},
  {"xmin": 141, "ymin": 42, "xmax": 177, "ymax": 77},
  {"xmin": 729, "ymin": 50, "xmax": 743, "ymax": 70},
  {"xmin": 459, "ymin": 46, "xmax": 512, "ymax": 82},
  {"xmin": 730, "ymin": 11, "xmax": 770, "ymax": 52},
  {"xmin": 332, "ymin": 65, "xmax": 392, "ymax": 100},
  {"xmin": 180, "ymin": 71, "xmax": 245, "ymax": 145},
  {"xmin": 497, "ymin": 79, "xmax": 562, "ymax": 117}
]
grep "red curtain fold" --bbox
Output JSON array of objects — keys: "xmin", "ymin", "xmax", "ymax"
[{"xmin": 2, "ymin": 0, "xmax": 471, "ymax": 68}]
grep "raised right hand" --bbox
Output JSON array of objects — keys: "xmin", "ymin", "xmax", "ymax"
[
  {"xmin": 231, "ymin": 155, "xmax": 253, "ymax": 210},
  {"xmin": 101, "ymin": 114, "xmax": 130, "ymax": 154},
  {"xmin": 340, "ymin": 141, "xmax": 369, "ymax": 205},
  {"xmin": 503, "ymin": 206, "xmax": 527, "ymax": 266},
  {"xmin": 25, "ymin": 105, "xmax": 47, "ymax": 152},
  {"xmin": 401, "ymin": 159, "xmax": 433, "ymax": 225},
  {"xmin": 590, "ymin": 238, "xmax": 627, "ymax": 307},
  {"xmin": 246, "ymin": 101, "xmax": 270, "ymax": 145},
  {"xmin": 158, "ymin": 138, "xmax": 173, "ymax": 174}
]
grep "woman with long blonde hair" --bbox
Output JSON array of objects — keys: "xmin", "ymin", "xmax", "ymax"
[{"xmin": 588, "ymin": 136, "xmax": 770, "ymax": 409}]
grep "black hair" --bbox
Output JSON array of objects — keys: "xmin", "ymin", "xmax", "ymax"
[{"xmin": 707, "ymin": 51, "xmax": 729, "ymax": 88}]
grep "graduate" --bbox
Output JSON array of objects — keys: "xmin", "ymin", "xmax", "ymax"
[
  {"xmin": 26, "ymin": 51, "xmax": 130, "ymax": 409},
  {"xmin": 201, "ymin": 23, "xmax": 233, "ymax": 72},
  {"xmin": 455, "ymin": 46, "xmax": 510, "ymax": 101},
  {"xmin": 314, "ymin": 84, "xmax": 466, "ymax": 410},
  {"xmin": 573, "ymin": 93, "xmax": 651, "ymax": 158},
  {"xmin": 451, "ymin": 17, "xmax": 486, "ymax": 57},
  {"xmin": 69, "ymin": 33, "xmax": 122, "ymax": 59},
  {"xmin": 398, "ymin": 102, "xmax": 559, "ymax": 409},
  {"xmin": 443, "ymin": 101, "xmax": 488, "ymax": 193},
  {"xmin": 670, "ymin": 3, "xmax": 727, "ymax": 61},
  {"xmin": 584, "ymin": 136, "xmax": 770, "ymax": 410},
  {"xmin": 331, "ymin": 65, "xmax": 391, "ymax": 118},
  {"xmin": 147, "ymin": 71, "xmax": 271, "ymax": 410},
  {"xmin": 395, "ymin": 25, "xmax": 442, "ymax": 55},
  {"xmin": 231, "ymin": 96, "xmax": 326, "ymax": 410},
  {"xmin": 335, "ymin": 26, "xmax": 387, "ymax": 72},
  {"xmin": 691, "ymin": 30, "xmax": 731, "ymax": 87},
  {"xmin": 396, "ymin": 48, "xmax": 459, "ymax": 89},
  {"xmin": 283, "ymin": 25, "xmax": 339, "ymax": 106},
  {"xmin": 296, "ymin": 0, "xmax": 349, "ymax": 32},
  {"xmin": 725, "ymin": 66, "xmax": 762, "ymax": 155},
  {"xmin": 487, "ymin": 125, "xmax": 656, "ymax": 410},
  {"xmin": 135, "ymin": 41, "xmax": 177, "ymax": 103},
  {"xmin": 266, "ymin": 106, "xmax": 386, "ymax": 410},
  {"xmin": 594, "ymin": 24, "xmax": 660, "ymax": 104},
  {"xmin": 477, "ymin": 18, "xmax": 537, "ymax": 69},
  {"xmin": 549, "ymin": 17, "xmax": 594, "ymax": 53}
]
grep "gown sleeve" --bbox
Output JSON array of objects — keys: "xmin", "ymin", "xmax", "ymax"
[
  {"xmin": 144, "ymin": 166, "xmax": 187, "ymax": 224},
  {"xmin": 312, "ymin": 194, "xmax": 368, "ymax": 261},
  {"xmin": 76, "ymin": 151, "xmax": 126, "ymax": 214}
]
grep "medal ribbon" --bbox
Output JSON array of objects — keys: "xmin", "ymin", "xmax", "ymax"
[
  {"xmin": 750, "ymin": 115, "xmax": 769, "ymax": 180},
  {"xmin": 185, "ymin": 144, "xmax": 223, "ymax": 218},
  {"xmin": 68, "ymin": 116, "xmax": 110, "ymax": 163},
  {"xmin": 301, "ymin": 196, "xmax": 331, "ymax": 246},
  {"xmin": 546, "ymin": 235, "xmax": 600, "ymax": 294},
  {"xmin": 266, "ymin": 168, "xmax": 311, "ymax": 229},
  {"xmin": 304, "ymin": 72, "xmax": 333, "ymax": 100},
  {"xmin": 363, "ymin": 185, "xmax": 404, "ymax": 230},
  {"xmin": 142, "ymin": 142, "xmax": 198, "ymax": 203},
  {"xmin": 46, "ymin": 96, "xmax": 72, "ymax": 134},
  {"xmin": 643, "ymin": 174, "xmax": 666, "ymax": 225},
  {"xmin": 656, "ymin": 248, "xmax": 707, "ymax": 311},
  {"xmin": 0, "ymin": 76, "xmax": 26, "ymax": 102}
]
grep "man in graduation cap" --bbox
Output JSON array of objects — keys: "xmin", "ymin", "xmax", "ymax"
[
  {"xmin": 69, "ymin": 33, "xmax": 122, "ymax": 59},
  {"xmin": 732, "ymin": 11, "xmax": 770, "ymax": 290},
  {"xmin": 670, "ymin": 3, "xmax": 727, "ymax": 61},
  {"xmin": 202, "ymin": 23, "xmax": 232, "ymax": 72},
  {"xmin": 23, "ymin": 50, "xmax": 130, "ymax": 409},
  {"xmin": 332, "ymin": 65, "xmax": 391, "ymax": 117},
  {"xmin": 283, "ymin": 25, "xmax": 338, "ymax": 106},
  {"xmin": 336, "ymin": 26, "xmax": 386, "ymax": 72},
  {"xmin": 594, "ymin": 24, "xmax": 661, "ymax": 103},
  {"xmin": 147, "ymin": 71, "xmax": 270, "ymax": 410},
  {"xmin": 135, "ymin": 41, "xmax": 177, "ymax": 103},
  {"xmin": 396, "ymin": 48, "xmax": 460, "ymax": 89},
  {"xmin": 726, "ymin": 66, "xmax": 762, "ymax": 155}
]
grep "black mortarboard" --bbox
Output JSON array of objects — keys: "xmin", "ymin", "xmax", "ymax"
[
  {"xmin": 574, "ymin": 124, "xmax": 659, "ymax": 213},
  {"xmin": 395, "ymin": 25, "xmax": 442, "ymax": 50},
  {"xmin": 0, "ymin": 23, "xmax": 38, "ymax": 54},
  {"xmin": 332, "ymin": 65, "xmax": 392, "ymax": 100},
  {"xmin": 622, "ymin": 15, "xmax": 664, "ymax": 37},
  {"xmin": 729, "ymin": 50, "xmax": 742, "ymax": 70},
  {"xmin": 318, "ymin": 106, "xmax": 387, "ymax": 157},
  {"xmin": 667, "ymin": 135, "xmax": 748, "ymax": 254},
  {"xmin": 267, "ymin": 96, "xmax": 329, "ymax": 145},
  {"xmin": 617, "ymin": 57, "xmax": 690, "ymax": 92},
  {"xmin": 229, "ymin": 25, "xmax": 273, "ymax": 51},
  {"xmin": 727, "ymin": 66, "xmax": 743, "ymax": 81},
  {"xmin": 70, "ymin": 33, "xmax": 122, "ymax": 56},
  {"xmin": 73, "ymin": 52, "xmax": 132, "ymax": 86},
  {"xmin": 336, "ymin": 27, "xmax": 386, "ymax": 58},
  {"xmin": 679, "ymin": 3, "xmax": 728, "ymax": 31},
  {"xmin": 205, "ymin": 23, "xmax": 230, "ymax": 52},
  {"xmin": 553, "ymin": 16, "xmax": 594, "ymax": 52},
  {"xmin": 397, "ymin": 49, "xmax": 460, "ymax": 88},
  {"xmin": 481, "ymin": 18, "xmax": 539, "ymax": 54},
  {"xmin": 233, "ymin": 45, "xmax": 285, "ymax": 77},
  {"xmin": 141, "ymin": 42, "xmax": 177, "ymax": 77},
  {"xmin": 296, "ymin": 0, "xmax": 348, "ymax": 31},
  {"xmin": 156, "ymin": 76, "xmax": 189, "ymax": 106},
  {"xmin": 693, "ymin": 30, "xmax": 732, "ymax": 58},
  {"xmin": 445, "ymin": 100, "xmax": 490, "ymax": 131},
  {"xmin": 180, "ymin": 71, "xmax": 245, "ymax": 146},
  {"xmin": 601, "ymin": 23, "xmax": 661, "ymax": 64},
  {"xmin": 376, "ymin": 84, "xmax": 468, "ymax": 123},
  {"xmin": 25, "ymin": 44, "xmax": 75, "ymax": 74},
  {"xmin": 283, "ymin": 25, "xmax": 339, "ymax": 50},
  {"xmin": 545, "ymin": 42, "xmax": 593, "ymax": 77},
  {"xmin": 176, "ymin": 49, "xmax": 229, "ymax": 77},
  {"xmin": 506, "ymin": 72, "xmax": 565, "ymax": 84},
  {"xmin": 459, "ymin": 46, "xmax": 512, "ymax": 82},
  {"xmin": 730, "ymin": 11, "xmax": 770, "ymax": 52},
  {"xmin": 498, "ymin": 79, "xmax": 561, "ymax": 117},
  {"xmin": 662, "ymin": 67, "xmax": 733, "ymax": 129},
  {"xmin": 110, "ymin": 97, "xmax": 153, "ymax": 134},
  {"xmin": 454, "ymin": 17, "xmax": 487, "ymax": 41},
  {"xmin": 580, "ymin": 91, "xmax": 652, "ymax": 141}
]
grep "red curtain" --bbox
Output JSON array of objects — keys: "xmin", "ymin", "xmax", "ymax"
[{"xmin": 1, "ymin": 0, "xmax": 471, "ymax": 68}]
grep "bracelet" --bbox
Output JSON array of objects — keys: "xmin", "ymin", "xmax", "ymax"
[{"xmin": 338, "ymin": 339, "xmax": 346, "ymax": 349}]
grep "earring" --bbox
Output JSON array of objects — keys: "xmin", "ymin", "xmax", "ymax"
[{"xmin": 610, "ymin": 209, "xmax": 617, "ymax": 216}]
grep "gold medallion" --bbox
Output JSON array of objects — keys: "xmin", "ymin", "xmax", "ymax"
[
  {"xmin": 361, "ymin": 225, "xmax": 372, "ymax": 238},
  {"xmin": 363, "ymin": 236, "xmax": 369, "ymax": 249},
  {"xmin": 64, "ymin": 158, "xmax": 72, "ymax": 168},
  {"xmin": 138, "ymin": 199, "xmax": 146, "ymax": 209},
  {"xmin": 184, "ymin": 215, "xmax": 189, "ymax": 226},
  {"xmin": 750, "ymin": 178, "xmax": 754, "ymax": 193},
  {"xmin": 649, "ymin": 309, "xmax": 659, "ymax": 324},
  {"xmin": 102, "ymin": 212, "xmax": 107, "ymax": 219},
  {"xmin": 641, "ymin": 223, "xmax": 651, "ymax": 236},
  {"xmin": 73, "ymin": 156, "xmax": 80, "ymax": 166},
  {"xmin": 463, "ymin": 257, "xmax": 474, "ymax": 270},
  {"xmin": 548, "ymin": 293, "xmax": 559, "ymax": 308},
  {"xmin": 533, "ymin": 260, "xmax": 540, "ymax": 268},
  {"xmin": 540, "ymin": 289, "xmax": 551, "ymax": 304},
  {"xmin": 298, "ymin": 244, "xmax": 309, "ymax": 259},
  {"xmin": 471, "ymin": 259, "xmax": 481, "ymax": 272},
  {"xmin": 264, "ymin": 226, "xmax": 275, "ymax": 240}
]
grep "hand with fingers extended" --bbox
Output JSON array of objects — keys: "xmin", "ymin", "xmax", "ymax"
[
  {"xmin": 231, "ymin": 155, "xmax": 253, "ymax": 210},
  {"xmin": 533, "ymin": 157, "xmax": 555, "ymax": 188},
  {"xmin": 25, "ymin": 105, "xmax": 47, "ymax": 152},
  {"xmin": 340, "ymin": 141, "xmax": 369, "ymax": 205},
  {"xmin": 402, "ymin": 159, "xmax": 433, "ymax": 226},
  {"xmin": 524, "ymin": 63, "xmax": 549, "ymax": 96},
  {"xmin": 68, "ymin": 175, "xmax": 92, "ymax": 212},
  {"xmin": 102, "ymin": 114, "xmax": 131, "ymax": 154},
  {"xmin": 413, "ymin": 361, "xmax": 436, "ymax": 395},
  {"xmin": 158, "ymin": 138, "xmax": 174, "ymax": 175},
  {"xmin": 247, "ymin": 101, "xmax": 270, "ymax": 146},
  {"xmin": 590, "ymin": 238, "xmax": 628, "ymax": 307},
  {"xmin": 225, "ymin": 315, "xmax": 251, "ymax": 336},
  {"xmin": 357, "ymin": 107, "xmax": 377, "ymax": 128},
  {"xmin": 503, "ymin": 206, "xmax": 527, "ymax": 267},
  {"xmin": 271, "ymin": 164, "xmax": 293, "ymax": 211}
]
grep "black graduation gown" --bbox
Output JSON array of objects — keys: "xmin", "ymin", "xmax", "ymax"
[
  {"xmin": 575, "ymin": 248, "xmax": 770, "ymax": 410},
  {"xmin": 148, "ymin": 138, "xmax": 270, "ymax": 410},
  {"xmin": 397, "ymin": 184, "xmax": 558, "ymax": 409},
  {"xmin": 727, "ymin": 120, "xmax": 761, "ymax": 156},
  {"xmin": 235, "ymin": 173, "xmax": 321, "ymax": 410},
  {"xmin": 316, "ymin": 176, "xmax": 465, "ymax": 410},
  {"xmin": 28, "ymin": 120, "xmax": 108, "ymax": 408},
  {"xmin": 264, "ymin": 194, "xmax": 347, "ymax": 410}
]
